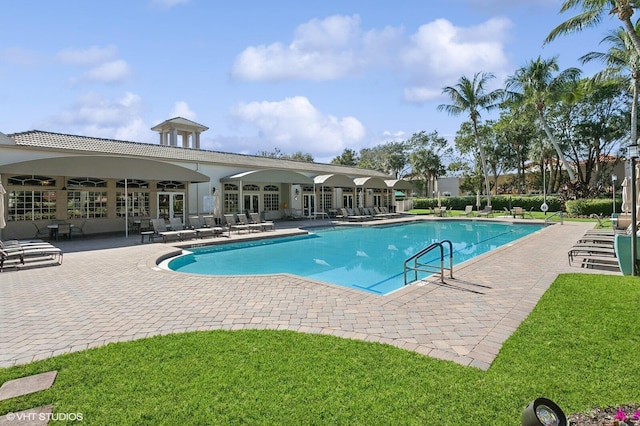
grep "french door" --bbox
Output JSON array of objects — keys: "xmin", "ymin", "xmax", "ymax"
[{"xmin": 157, "ymin": 192, "xmax": 185, "ymax": 223}]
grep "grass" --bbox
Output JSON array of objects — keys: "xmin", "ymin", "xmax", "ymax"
[{"xmin": 1, "ymin": 274, "xmax": 639, "ymax": 424}]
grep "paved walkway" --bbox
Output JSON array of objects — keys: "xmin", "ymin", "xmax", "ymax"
[{"xmin": 0, "ymin": 218, "xmax": 617, "ymax": 370}]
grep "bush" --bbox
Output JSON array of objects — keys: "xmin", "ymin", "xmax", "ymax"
[
  {"xmin": 412, "ymin": 195, "xmax": 562, "ymax": 213},
  {"xmin": 565, "ymin": 198, "xmax": 618, "ymax": 216}
]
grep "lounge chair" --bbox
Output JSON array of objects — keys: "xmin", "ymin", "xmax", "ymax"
[
  {"xmin": 340, "ymin": 208, "xmax": 367, "ymax": 222},
  {"xmin": 150, "ymin": 219, "xmax": 182, "ymax": 243},
  {"xmin": 188, "ymin": 216, "xmax": 225, "ymax": 238},
  {"xmin": 461, "ymin": 205, "xmax": 474, "ymax": 217},
  {"xmin": 1, "ymin": 240, "xmax": 63, "ymax": 272},
  {"xmin": 168, "ymin": 218, "xmax": 197, "ymax": 240},
  {"xmin": 237, "ymin": 213, "xmax": 263, "ymax": 232},
  {"xmin": 477, "ymin": 206, "xmax": 493, "ymax": 217},
  {"xmin": 224, "ymin": 214, "xmax": 250, "ymax": 233},
  {"xmin": 512, "ymin": 207, "xmax": 526, "ymax": 219},
  {"xmin": 250, "ymin": 212, "xmax": 275, "ymax": 231}
]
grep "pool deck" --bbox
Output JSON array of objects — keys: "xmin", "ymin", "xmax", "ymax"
[{"xmin": 0, "ymin": 216, "xmax": 619, "ymax": 370}]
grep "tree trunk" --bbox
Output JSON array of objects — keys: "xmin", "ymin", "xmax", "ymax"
[
  {"xmin": 473, "ymin": 121, "xmax": 492, "ymax": 205},
  {"xmin": 538, "ymin": 112, "xmax": 576, "ymax": 181}
]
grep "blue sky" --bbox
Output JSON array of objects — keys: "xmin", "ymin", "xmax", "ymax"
[{"xmin": 0, "ymin": 0, "xmax": 618, "ymax": 163}]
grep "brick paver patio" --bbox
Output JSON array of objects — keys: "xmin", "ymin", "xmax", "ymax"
[{"xmin": 0, "ymin": 218, "xmax": 616, "ymax": 370}]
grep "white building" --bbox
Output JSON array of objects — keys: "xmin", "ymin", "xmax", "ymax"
[{"xmin": 0, "ymin": 117, "xmax": 411, "ymax": 239}]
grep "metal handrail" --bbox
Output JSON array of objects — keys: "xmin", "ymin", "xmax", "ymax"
[
  {"xmin": 403, "ymin": 239, "xmax": 453, "ymax": 285},
  {"xmin": 544, "ymin": 211, "xmax": 564, "ymax": 225}
]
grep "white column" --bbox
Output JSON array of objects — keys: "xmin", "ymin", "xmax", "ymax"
[{"xmin": 170, "ymin": 129, "xmax": 177, "ymax": 146}]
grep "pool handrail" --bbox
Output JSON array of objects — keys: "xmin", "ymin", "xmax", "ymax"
[{"xmin": 403, "ymin": 239, "xmax": 453, "ymax": 285}]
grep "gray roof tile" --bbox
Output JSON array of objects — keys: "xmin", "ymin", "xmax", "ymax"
[{"xmin": 8, "ymin": 130, "xmax": 389, "ymax": 178}]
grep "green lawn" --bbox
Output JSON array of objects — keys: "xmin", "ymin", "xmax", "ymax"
[
  {"xmin": 1, "ymin": 274, "xmax": 638, "ymax": 425},
  {"xmin": 410, "ymin": 208, "xmax": 613, "ymax": 226}
]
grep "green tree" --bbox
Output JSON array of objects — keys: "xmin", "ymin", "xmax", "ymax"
[
  {"xmin": 438, "ymin": 72, "xmax": 503, "ymax": 205},
  {"xmin": 505, "ymin": 56, "xmax": 581, "ymax": 181},
  {"xmin": 493, "ymin": 108, "xmax": 539, "ymax": 193},
  {"xmin": 330, "ymin": 148, "xmax": 359, "ymax": 166},
  {"xmin": 545, "ymin": 0, "xmax": 640, "ymax": 58},
  {"xmin": 581, "ymin": 22, "xmax": 640, "ymax": 148},
  {"xmin": 257, "ymin": 148, "xmax": 314, "ymax": 162},
  {"xmin": 405, "ymin": 131, "xmax": 450, "ymax": 196}
]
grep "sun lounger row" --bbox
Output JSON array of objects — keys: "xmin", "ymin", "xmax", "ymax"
[
  {"xmin": 568, "ymin": 230, "xmax": 617, "ymax": 270},
  {"xmin": 224, "ymin": 213, "xmax": 275, "ymax": 233},
  {"xmin": 0, "ymin": 240, "xmax": 63, "ymax": 272},
  {"xmin": 338, "ymin": 207, "xmax": 399, "ymax": 221}
]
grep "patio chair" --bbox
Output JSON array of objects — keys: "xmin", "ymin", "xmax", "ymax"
[
  {"xmin": 224, "ymin": 214, "xmax": 250, "ymax": 233},
  {"xmin": 150, "ymin": 219, "xmax": 182, "ymax": 243},
  {"xmin": 237, "ymin": 213, "xmax": 263, "ymax": 232},
  {"xmin": 33, "ymin": 222, "xmax": 49, "ymax": 239},
  {"xmin": 168, "ymin": 218, "xmax": 197, "ymax": 240},
  {"xmin": 70, "ymin": 220, "xmax": 87, "ymax": 238},
  {"xmin": 56, "ymin": 223, "xmax": 72, "ymax": 240},
  {"xmin": 461, "ymin": 205, "xmax": 474, "ymax": 217},
  {"xmin": 1, "ymin": 241, "xmax": 63, "ymax": 272},
  {"xmin": 477, "ymin": 206, "xmax": 493, "ymax": 217},
  {"xmin": 250, "ymin": 212, "xmax": 275, "ymax": 231},
  {"xmin": 512, "ymin": 207, "xmax": 526, "ymax": 219},
  {"xmin": 189, "ymin": 215, "xmax": 225, "ymax": 238}
]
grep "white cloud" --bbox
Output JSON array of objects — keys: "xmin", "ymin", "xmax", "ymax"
[
  {"xmin": 170, "ymin": 101, "xmax": 197, "ymax": 120},
  {"xmin": 399, "ymin": 17, "xmax": 512, "ymax": 103},
  {"xmin": 232, "ymin": 14, "xmax": 512, "ymax": 104},
  {"xmin": 82, "ymin": 59, "xmax": 132, "ymax": 83},
  {"xmin": 48, "ymin": 92, "xmax": 153, "ymax": 141},
  {"xmin": 230, "ymin": 96, "xmax": 365, "ymax": 157},
  {"xmin": 231, "ymin": 15, "xmax": 375, "ymax": 81},
  {"xmin": 57, "ymin": 45, "xmax": 119, "ymax": 66}
]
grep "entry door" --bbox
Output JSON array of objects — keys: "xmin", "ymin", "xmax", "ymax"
[
  {"xmin": 243, "ymin": 194, "xmax": 259, "ymax": 214},
  {"xmin": 343, "ymin": 194, "xmax": 353, "ymax": 209},
  {"xmin": 157, "ymin": 192, "xmax": 185, "ymax": 223},
  {"xmin": 303, "ymin": 194, "xmax": 315, "ymax": 217}
]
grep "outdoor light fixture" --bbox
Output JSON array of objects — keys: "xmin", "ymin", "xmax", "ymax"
[
  {"xmin": 629, "ymin": 143, "xmax": 639, "ymax": 276},
  {"xmin": 521, "ymin": 398, "xmax": 567, "ymax": 426},
  {"xmin": 612, "ymin": 174, "xmax": 617, "ymax": 215},
  {"xmin": 295, "ymin": 188, "xmax": 300, "ymax": 195}
]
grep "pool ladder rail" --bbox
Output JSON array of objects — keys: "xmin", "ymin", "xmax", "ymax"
[{"xmin": 403, "ymin": 240, "xmax": 454, "ymax": 285}]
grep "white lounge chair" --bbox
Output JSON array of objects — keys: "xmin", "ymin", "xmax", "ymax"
[
  {"xmin": 250, "ymin": 212, "xmax": 275, "ymax": 231},
  {"xmin": 224, "ymin": 214, "xmax": 250, "ymax": 233},
  {"xmin": 461, "ymin": 205, "xmax": 474, "ymax": 217},
  {"xmin": 237, "ymin": 213, "xmax": 263, "ymax": 232}
]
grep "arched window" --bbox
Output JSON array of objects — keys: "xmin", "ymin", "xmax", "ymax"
[
  {"xmin": 67, "ymin": 177, "xmax": 107, "ymax": 188},
  {"xmin": 243, "ymin": 184, "xmax": 260, "ymax": 191},
  {"xmin": 8, "ymin": 175, "xmax": 56, "ymax": 187},
  {"xmin": 157, "ymin": 180, "xmax": 185, "ymax": 190}
]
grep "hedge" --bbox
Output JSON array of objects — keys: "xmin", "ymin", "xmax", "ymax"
[{"xmin": 411, "ymin": 195, "xmax": 619, "ymax": 216}]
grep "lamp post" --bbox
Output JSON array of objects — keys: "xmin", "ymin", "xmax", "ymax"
[
  {"xmin": 541, "ymin": 159, "xmax": 549, "ymax": 215},
  {"xmin": 612, "ymin": 174, "xmax": 617, "ymax": 215},
  {"xmin": 628, "ymin": 144, "xmax": 638, "ymax": 276}
]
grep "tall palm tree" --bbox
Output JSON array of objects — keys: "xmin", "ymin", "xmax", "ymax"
[
  {"xmin": 438, "ymin": 72, "xmax": 503, "ymax": 205},
  {"xmin": 505, "ymin": 56, "xmax": 581, "ymax": 181},
  {"xmin": 580, "ymin": 22, "xmax": 640, "ymax": 147},
  {"xmin": 545, "ymin": 0, "xmax": 640, "ymax": 57}
]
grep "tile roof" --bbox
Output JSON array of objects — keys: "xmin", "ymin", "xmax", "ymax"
[{"xmin": 8, "ymin": 130, "xmax": 390, "ymax": 178}]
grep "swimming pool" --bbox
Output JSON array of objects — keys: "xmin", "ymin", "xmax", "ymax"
[{"xmin": 167, "ymin": 221, "xmax": 544, "ymax": 295}]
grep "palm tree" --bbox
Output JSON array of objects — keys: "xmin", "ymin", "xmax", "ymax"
[
  {"xmin": 505, "ymin": 56, "xmax": 581, "ymax": 181},
  {"xmin": 545, "ymin": 0, "xmax": 640, "ymax": 57},
  {"xmin": 438, "ymin": 72, "xmax": 503, "ymax": 205},
  {"xmin": 580, "ymin": 22, "xmax": 640, "ymax": 147}
]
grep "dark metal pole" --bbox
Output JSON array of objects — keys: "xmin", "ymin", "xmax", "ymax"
[{"xmin": 631, "ymin": 151, "xmax": 637, "ymax": 276}]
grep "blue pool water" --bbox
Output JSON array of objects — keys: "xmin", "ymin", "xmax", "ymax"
[{"xmin": 168, "ymin": 221, "xmax": 543, "ymax": 295}]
